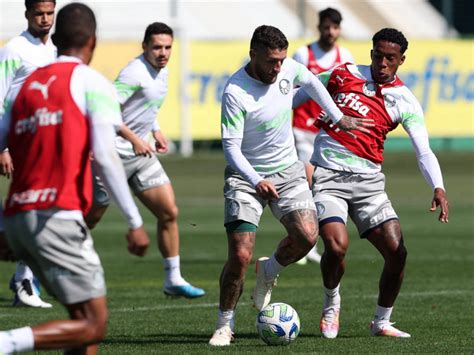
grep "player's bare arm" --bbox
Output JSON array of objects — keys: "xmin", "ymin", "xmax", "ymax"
[
  {"xmin": 256, "ymin": 180, "xmax": 279, "ymax": 200},
  {"xmin": 0, "ymin": 151, "xmax": 14, "ymax": 178},
  {"xmin": 430, "ymin": 187, "xmax": 449, "ymax": 223},
  {"xmin": 336, "ymin": 114, "xmax": 375, "ymax": 138},
  {"xmin": 117, "ymin": 124, "xmax": 153, "ymax": 157},
  {"xmin": 126, "ymin": 225, "xmax": 150, "ymax": 256},
  {"xmin": 153, "ymin": 130, "xmax": 168, "ymax": 153}
]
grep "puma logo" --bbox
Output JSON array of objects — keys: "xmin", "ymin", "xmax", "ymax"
[
  {"xmin": 335, "ymin": 75, "xmax": 345, "ymax": 85},
  {"xmin": 28, "ymin": 75, "xmax": 57, "ymax": 100}
]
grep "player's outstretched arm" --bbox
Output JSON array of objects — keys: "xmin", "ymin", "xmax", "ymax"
[
  {"xmin": 126, "ymin": 226, "xmax": 150, "ymax": 256},
  {"xmin": 335, "ymin": 115, "xmax": 375, "ymax": 139},
  {"xmin": 430, "ymin": 187, "xmax": 449, "ymax": 223}
]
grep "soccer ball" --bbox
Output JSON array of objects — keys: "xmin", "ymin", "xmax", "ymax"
[{"xmin": 256, "ymin": 302, "xmax": 300, "ymax": 345}]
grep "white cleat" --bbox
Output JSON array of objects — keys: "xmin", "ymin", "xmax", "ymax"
[
  {"xmin": 13, "ymin": 279, "xmax": 53, "ymax": 308},
  {"xmin": 295, "ymin": 256, "xmax": 308, "ymax": 265},
  {"xmin": 251, "ymin": 257, "xmax": 277, "ymax": 311},
  {"xmin": 370, "ymin": 321, "xmax": 411, "ymax": 338},
  {"xmin": 306, "ymin": 247, "xmax": 322, "ymax": 263},
  {"xmin": 209, "ymin": 325, "xmax": 234, "ymax": 346}
]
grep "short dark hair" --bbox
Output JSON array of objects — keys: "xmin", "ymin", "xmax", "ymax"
[
  {"xmin": 25, "ymin": 0, "xmax": 55, "ymax": 11},
  {"xmin": 372, "ymin": 28, "xmax": 408, "ymax": 54},
  {"xmin": 143, "ymin": 22, "xmax": 173, "ymax": 44},
  {"xmin": 319, "ymin": 7, "xmax": 342, "ymax": 25},
  {"xmin": 250, "ymin": 25, "xmax": 288, "ymax": 52},
  {"xmin": 51, "ymin": 3, "xmax": 96, "ymax": 50}
]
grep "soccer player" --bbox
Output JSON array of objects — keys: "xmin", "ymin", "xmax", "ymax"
[
  {"xmin": 85, "ymin": 22, "xmax": 205, "ymax": 299},
  {"xmin": 294, "ymin": 28, "xmax": 449, "ymax": 338},
  {"xmin": 293, "ymin": 7, "xmax": 354, "ymax": 265},
  {"xmin": 209, "ymin": 25, "xmax": 374, "ymax": 346},
  {"xmin": 0, "ymin": 0, "xmax": 57, "ymax": 308},
  {"xmin": 0, "ymin": 3, "xmax": 150, "ymax": 353}
]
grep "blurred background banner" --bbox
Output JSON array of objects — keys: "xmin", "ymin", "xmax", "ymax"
[{"xmin": 90, "ymin": 39, "xmax": 474, "ymax": 142}]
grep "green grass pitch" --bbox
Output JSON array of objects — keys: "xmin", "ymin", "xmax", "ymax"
[{"xmin": 0, "ymin": 150, "xmax": 473, "ymax": 353}]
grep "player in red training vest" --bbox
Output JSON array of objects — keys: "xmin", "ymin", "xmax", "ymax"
[
  {"xmin": 0, "ymin": 3, "xmax": 149, "ymax": 354},
  {"xmin": 292, "ymin": 8, "xmax": 353, "ymax": 265},
  {"xmin": 294, "ymin": 28, "xmax": 449, "ymax": 339}
]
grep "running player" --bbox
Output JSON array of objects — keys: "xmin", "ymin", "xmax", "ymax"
[
  {"xmin": 85, "ymin": 22, "xmax": 205, "ymax": 299},
  {"xmin": 294, "ymin": 28, "xmax": 449, "ymax": 339},
  {"xmin": 0, "ymin": 3, "xmax": 150, "ymax": 353},
  {"xmin": 0, "ymin": 0, "xmax": 57, "ymax": 308},
  {"xmin": 209, "ymin": 25, "xmax": 373, "ymax": 346},
  {"xmin": 293, "ymin": 8, "xmax": 354, "ymax": 265}
]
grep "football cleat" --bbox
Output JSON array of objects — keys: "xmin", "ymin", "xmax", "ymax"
[
  {"xmin": 209, "ymin": 325, "xmax": 234, "ymax": 346},
  {"xmin": 11, "ymin": 279, "xmax": 52, "ymax": 308},
  {"xmin": 295, "ymin": 256, "xmax": 308, "ymax": 265},
  {"xmin": 163, "ymin": 284, "xmax": 205, "ymax": 299},
  {"xmin": 370, "ymin": 321, "xmax": 411, "ymax": 338},
  {"xmin": 306, "ymin": 247, "xmax": 322, "ymax": 264},
  {"xmin": 251, "ymin": 257, "xmax": 278, "ymax": 311},
  {"xmin": 320, "ymin": 307, "xmax": 340, "ymax": 339}
]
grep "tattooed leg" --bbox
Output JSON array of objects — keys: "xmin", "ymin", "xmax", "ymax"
[
  {"xmin": 219, "ymin": 231, "xmax": 256, "ymax": 311},
  {"xmin": 276, "ymin": 209, "xmax": 319, "ymax": 266}
]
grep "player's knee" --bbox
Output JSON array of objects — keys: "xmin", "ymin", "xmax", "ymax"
[
  {"xmin": 324, "ymin": 237, "xmax": 347, "ymax": 260},
  {"xmin": 158, "ymin": 204, "xmax": 179, "ymax": 223}
]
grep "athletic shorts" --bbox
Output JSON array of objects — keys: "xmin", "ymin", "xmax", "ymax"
[
  {"xmin": 224, "ymin": 161, "xmax": 316, "ymax": 227},
  {"xmin": 293, "ymin": 127, "xmax": 317, "ymax": 163},
  {"xmin": 92, "ymin": 154, "xmax": 170, "ymax": 206},
  {"xmin": 312, "ymin": 166, "xmax": 398, "ymax": 237},
  {"xmin": 4, "ymin": 211, "xmax": 106, "ymax": 304}
]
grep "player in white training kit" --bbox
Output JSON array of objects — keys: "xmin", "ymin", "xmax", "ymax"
[
  {"xmin": 0, "ymin": 0, "xmax": 57, "ymax": 309},
  {"xmin": 294, "ymin": 28, "xmax": 449, "ymax": 339},
  {"xmin": 85, "ymin": 22, "xmax": 205, "ymax": 299},
  {"xmin": 293, "ymin": 7, "xmax": 354, "ymax": 265},
  {"xmin": 0, "ymin": 4, "xmax": 150, "ymax": 353},
  {"xmin": 209, "ymin": 25, "xmax": 374, "ymax": 346}
]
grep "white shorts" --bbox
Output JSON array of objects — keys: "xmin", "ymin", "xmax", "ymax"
[
  {"xmin": 293, "ymin": 127, "xmax": 316, "ymax": 163},
  {"xmin": 312, "ymin": 166, "xmax": 398, "ymax": 237}
]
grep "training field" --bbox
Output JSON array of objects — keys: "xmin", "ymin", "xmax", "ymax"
[{"xmin": 0, "ymin": 150, "xmax": 473, "ymax": 353}]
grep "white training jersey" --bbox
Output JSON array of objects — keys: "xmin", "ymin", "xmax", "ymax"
[
  {"xmin": 0, "ymin": 56, "xmax": 143, "ymax": 229},
  {"xmin": 0, "ymin": 30, "xmax": 56, "ymax": 115},
  {"xmin": 114, "ymin": 54, "xmax": 168, "ymax": 156},
  {"xmin": 221, "ymin": 57, "xmax": 342, "ymax": 179},
  {"xmin": 293, "ymin": 42, "xmax": 354, "ymax": 70}
]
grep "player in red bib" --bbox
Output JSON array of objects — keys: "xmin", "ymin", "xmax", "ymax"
[
  {"xmin": 0, "ymin": 4, "xmax": 150, "ymax": 353},
  {"xmin": 294, "ymin": 28, "xmax": 449, "ymax": 339},
  {"xmin": 293, "ymin": 8, "xmax": 353, "ymax": 265}
]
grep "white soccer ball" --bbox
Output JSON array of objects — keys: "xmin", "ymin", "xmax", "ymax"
[{"xmin": 256, "ymin": 302, "xmax": 300, "ymax": 345}]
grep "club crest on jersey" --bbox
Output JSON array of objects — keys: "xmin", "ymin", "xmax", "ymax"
[
  {"xmin": 332, "ymin": 92, "xmax": 370, "ymax": 117},
  {"xmin": 362, "ymin": 82, "xmax": 377, "ymax": 97},
  {"xmin": 384, "ymin": 94, "xmax": 397, "ymax": 108},
  {"xmin": 279, "ymin": 79, "xmax": 290, "ymax": 95}
]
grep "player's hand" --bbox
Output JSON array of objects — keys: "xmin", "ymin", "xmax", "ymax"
[
  {"xmin": 256, "ymin": 180, "xmax": 279, "ymax": 200},
  {"xmin": 132, "ymin": 139, "xmax": 154, "ymax": 157},
  {"xmin": 126, "ymin": 226, "xmax": 150, "ymax": 256},
  {"xmin": 154, "ymin": 130, "xmax": 168, "ymax": 154},
  {"xmin": 0, "ymin": 151, "xmax": 14, "ymax": 178},
  {"xmin": 0, "ymin": 232, "xmax": 17, "ymax": 262},
  {"xmin": 334, "ymin": 115, "xmax": 375, "ymax": 139},
  {"xmin": 430, "ymin": 187, "xmax": 449, "ymax": 223}
]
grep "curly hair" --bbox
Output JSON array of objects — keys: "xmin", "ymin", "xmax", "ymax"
[
  {"xmin": 250, "ymin": 25, "xmax": 288, "ymax": 52},
  {"xmin": 372, "ymin": 28, "xmax": 408, "ymax": 54},
  {"xmin": 25, "ymin": 0, "xmax": 55, "ymax": 11}
]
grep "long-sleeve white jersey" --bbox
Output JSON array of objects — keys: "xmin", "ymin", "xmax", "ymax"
[
  {"xmin": 0, "ymin": 30, "xmax": 56, "ymax": 115},
  {"xmin": 114, "ymin": 54, "xmax": 168, "ymax": 156},
  {"xmin": 0, "ymin": 56, "xmax": 143, "ymax": 229},
  {"xmin": 221, "ymin": 57, "xmax": 343, "ymax": 187}
]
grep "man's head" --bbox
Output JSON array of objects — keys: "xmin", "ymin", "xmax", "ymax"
[
  {"xmin": 142, "ymin": 22, "xmax": 173, "ymax": 70},
  {"xmin": 317, "ymin": 8, "xmax": 342, "ymax": 50},
  {"xmin": 370, "ymin": 28, "xmax": 408, "ymax": 84},
  {"xmin": 51, "ymin": 3, "xmax": 97, "ymax": 64},
  {"xmin": 249, "ymin": 25, "xmax": 288, "ymax": 84},
  {"xmin": 25, "ymin": 0, "xmax": 56, "ymax": 39}
]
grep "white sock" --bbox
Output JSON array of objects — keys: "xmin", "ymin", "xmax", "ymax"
[
  {"xmin": 216, "ymin": 309, "xmax": 235, "ymax": 331},
  {"xmin": 14, "ymin": 262, "xmax": 33, "ymax": 284},
  {"xmin": 0, "ymin": 327, "xmax": 34, "ymax": 353},
  {"xmin": 323, "ymin": 284, "xmax": 341, "ymax": 309},
  {"xmin": 163, "ymin": 256, "xmax": 186, "ymax": 288},
  {"xmin": 264, "ymin": 254, "xmax": 284, "ymax": 281},
  {"xmin": 374, "ymin": 305, "xmax": 393, "ymax": 323}
]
